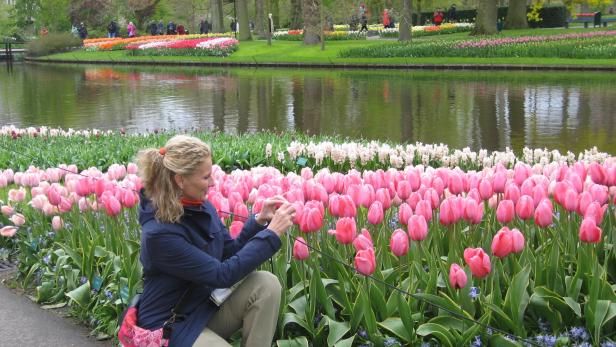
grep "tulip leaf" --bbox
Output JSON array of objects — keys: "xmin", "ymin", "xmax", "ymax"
[
  {"xmin": 483, "ymin": 303, "xmax": 516, "ymax": 333},
  {"xmin": 325, "ymin": 317, "xmax": 350, "ymax": 347},
  {"xmin": 66, "ymin": 282, "xmax": 90, "ymax": 307},
  {"xmin": 276, "ymin": 336, "xmax": 309, "ymax": 347},
  {"xmin": 333, "ymin": 336, "xmax": 354, "ymax": 347},
  {"xmin": 488, "ymin": 334, "xmax": 523, "ymax": 347},
  {"xmin": 504, "ymin": 265, "xmax": 530, "ymax": 336},
  {"xmin": 361, "ymin": 290, "xmax": 379, "ymax": 338},
  {"xmin": 416, "ymin": 323, "xmax": 455, "ymax": 347},
  {"xmin": 529, "ymin": 295, "xmax": 563, "ymax": 331},
  {"xmin": 563, "ymin": 297, "xmax": 582, "ymax": 318},
  {"xmin": 282, "ymin": 313, "xmax": 313, "ymax": 335},
  {"xmin": 413, "ymin": 293, "xmax": 472, "ymax": 320},
  {"xmin": 378, "ymin": 318, "xmax": 412, "ymax": 343},
  {"xmin": 397, "ymin": 291, "xmax": 415, "ymax": 335},
  {"xmin": 350, "ymin": 290, "xmax": 364, "ymax": 332},
  {"xmin": 289, "ymin": 295, "xmax": 308, "ymax": 316},
  {"xmin": 565, "ymin": 275, "xmax": 582, "ymax": 300},
  {"xmin": 369, "ymin": 282, "xmax": 388, "ymax": 321}
]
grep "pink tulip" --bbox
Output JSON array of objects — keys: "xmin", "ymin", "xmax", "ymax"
[
  {"xmin": 448, "ymin": 172, "xmax": 463, "ymax": 195},
  {"xmin": 408, "ymin": 214, "xmax": 428, "ymax": 241},
  {"xmin": 354, "ymin": 248, "xmax": 376, "ymax": 276},
  {"xmin": 353, "ymin": 228, "xmax": 373, "ymax": 251},
  {"xmin": 532, "ymin": 185, "xmax": 547, "ymax": 208},
  {"xmin": 415, "ymin": 200, "xmax": 433, "ymax": 222},
  {"xmin": 375, "ymin": 188, "xmax": 392, "ymax": 210},
  {"xmin": 9, "ymin": 213, "xmax": 26, "ymax": 226},
  {"xmin": 491, "ymin": 227, "xmax": 514, "ymax": 258},
  {"xmin": 358, "ymin": 185, "xmax": 375, "ymax": 209},
  {"xmin": 293, "ymin": 237, "xmax": 310, "ymax": 260},
  {"xmin": 367, "ymin": 201, "xmax": 384, "ymax": 225},
  {"xmin": 515, "ymin": 195, "xmax": 534, "ymax": 220},
  {"xmin": 423, "ymin": 188, "xmax": 440, "ymax": 210},
  {"xmin": 449, "ymin": 263, "xmax": 467, "ymax": 289},
  {"xmin": 75, "ymin": 178, "xmax": 92, "ymax": 197},
  {"xmin": 122, "ymin": 190, "xmax": 139, "ymax": 209},
  {"xmin": 589, "ymin": 184, "xmax": 609, "ymax": 205},
  {"xmin": 42, "ymin": 202, "xmax": 58, "ymax": 216},
  {"xmin": 464, "ymin": 247, "xmax": 491, "ymax": 278},
  {"xmin": 1, "ymin": 205, "xmax": 14, "ymax": 217},
  {"xmin": 439, "ymin": 198, "xmax": 456, "ymax": 226},
  {"xmin": 588, "ymin": 162, "xmax": 606, "ymax": 185},
  {"xmin": 229, "ymin": 221, "xmax": 244, "ymax": 239},
  {"xmin": 510, "ymin": 228, "xmax": 525, "ymax": 253},
  {"xmin": 406, "ymin": 192, "xmax": 422, "ymax": 210},
  {"xmin": 513, "ymin": 162, "xmax": 530, "ymax": 186},
  {"xmin": 329, "ymin": 194, "xmax": 357, "ymax": 218},
  {"xmin": 553, "ymin": 181, "xmax": 570, "ymax": 206},
  {"xmin": 299, "ymin": 202, "xmax": 324, "ymax": 233},
  {"xmin": 8, "ymin": 188, "xmax": 26, "ymax": 202},
  {"xmin": 333, "ymin": 217, "xmax": 357, "ymax": 244},
  {"xmin": 504, "ymin": 184, "xmax": 520, "ymax": 204},
  {"xmin": 0, "ymin": 226, "xmax": 18, "ymax": 237},
  {"xmin": 58, "ymin": 197, "xmax": 73, "ymax": 213},
  {"xmin": 463, "ymin": 198, "xmax": 484, "ymax": 224},
  {"xmin": 534, "ymin": 199, "xmax": 553, "ymax": 228},
  {"xmin": 496, "ymin": 200, "xmax": 515, "ymax": 224},
  {"xmin": 578, "ymin": 191, "xmax": 593, "ymax": 216},
  {"xmin": 579, "ymin": 218, "xmax": 602, "ymax": 243},
  {"xmin": 562, "ymin": 188, "xmax": 579, "ymax": 213},
  {"xmin": 52, "ymin": 216, "xmax": 64, "ymax": 231},
  {"xmin": 396, "ymin": 180, "xmax": 412, "ymax": 201},
  {"xmin": 390, "ymin": 229, "xmax": 409, "ymax": 257},
  {"xmin": 0, "ymin": 174, "xmax": 6, "ymax": 188},
  {"xmin": 584, "ymin": 202, "xmax": 607, "ymax": 225},
  {"xmin": 493, "ymin": 171, "xmax": 507, "ymax": 193},
  {"xmin": 127, "ymin": 162, "xmax": 138, "ymax": 175},
  {"xmin": 520, "ymin": 178, "xmax": 536, "ymax": 197},
  {"xmin": 478, "ymin": 178, "xmax": 493, "ymax": 201},
  {"xmin": 398, "ymin": 203, "xmax": 413, "ymax": 226},
  {"xmin": 103, "ymin": 195, "xmax": 122, "ymax": 217}
]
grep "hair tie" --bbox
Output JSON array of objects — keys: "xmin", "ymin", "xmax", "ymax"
[{"xmin": 159, "ymin": 147, "xmax": 167, "ymax": 156}]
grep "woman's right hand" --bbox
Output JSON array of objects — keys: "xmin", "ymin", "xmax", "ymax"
[{"xmin": 267, "ymin": 203, "xmax": 296, "ymax": 237}]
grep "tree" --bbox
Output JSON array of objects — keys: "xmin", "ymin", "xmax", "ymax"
[
  {"xmin": 13, "ymin": 0, "xmax": 40, "ymax": 30},
  {"xmin": 505, "ymin": 0, "xmax": 528, "ymax": 29},
  {"xmin": 302, "ymin": 0, "xmax": 320, "ymax": 45},
  {"xmin": 127, "ymin": 0, "xmax": 160, "ymax": 27},
  {"xmin": 290, "ymin": 0, "xmax": 302, "ymax": 29},
  {"xmin": 236, "ymin": 0, "xmax": 251, "ymax": 40},
  {"xmin": 68, "ymin": 0, "xmax": 112, "ymax": 29},
  {"xmin": 255, "ymin": 0, "xmax": 265, "ymax": 36},
  {"xmin": 471, "ymin": 0, "xmax": 497, "ymax": 35},
  {"xmin": 399, "ymin": 0, "xmax": 412, "ymax": 41},
  {"xmin": 39, "ymin": 0, "xmax": 71, "ymax": 31},
  {"xmin": 210, "ymin": 0, "xmax": 224, "ymax": 33}
]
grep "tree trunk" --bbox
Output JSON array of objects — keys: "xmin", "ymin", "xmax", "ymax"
[
  {"xmin": 290, "ymin": 0, "xmax": 303, "ymax": 29},
  {"xmin": 272, "ymin": 0, "xmax": 280, "ymax": 28},
  {"xmin": 505, "ymin": 0, "xmax": 528, "ymax": 29},
  {"xmin": 211, "ymin": 0, "xmax": 224, "ymax": 33},
  {"xmin": 255, "ymin": 0, "xmax": 265, "ymax": 36},
  {"xmin": 302, "ymin": 0, "xmax": 321, "ymax": 45},
  {"xmin": 399, "ymin": 0, "xmax": 412, "ymax": 41},
  {"xmin": 236, "ymin": 0, "xmax": 251, "ymax": 40},
  {"xmin": 471, "ymin": 0, "xmax": 497, "ymax": 35}
]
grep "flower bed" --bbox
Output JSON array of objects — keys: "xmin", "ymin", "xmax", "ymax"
[
  {"xmin": 126, "ymin": 37, "xmax": 239, "ymax": 57},
  {"xmin": 0, "ymin": 128, "xmax": 615, "ymax": 345},
  {"xmin": 273, "ymin": 30, "xmax": 366, "ymax": 41},
  {"xmin": 340, "ymin": 30, "xmax": 616, "ymax": 59},
  {"xmin": 379, "ymin": 23, "xmax": 474, "ymax": 38},
  {"xmin": 83, "ymin": 33, "xmax": 233, "ymax": 52}
]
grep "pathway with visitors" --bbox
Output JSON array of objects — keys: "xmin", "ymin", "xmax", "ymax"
[{"xmin": 0, "ymin": 277, "xmax": 114, "ymax": 347}]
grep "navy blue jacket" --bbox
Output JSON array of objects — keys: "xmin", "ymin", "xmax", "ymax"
[{"xmin": 137, "ymin": 195, "xmax": 282, "ymax": 347}]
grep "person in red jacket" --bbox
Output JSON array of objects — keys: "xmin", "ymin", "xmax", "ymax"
[
  {"xmin": 433, "ymin": 9, "xmax": 444, "ymax": 26},
  {"xmin": 383, "ymin": 8, "xmax": 391, "ymax": 28}
]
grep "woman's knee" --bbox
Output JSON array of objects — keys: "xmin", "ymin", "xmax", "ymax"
[{"xmin": 249, "ymin": 271, "xmax": 281, "ymax": 297}]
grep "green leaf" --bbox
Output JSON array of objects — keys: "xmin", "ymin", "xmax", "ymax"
[
  {"xmin": 65, "ymin": 282, "xmax": 90, "ymax": 307},
  {"xmin": 563, "ymin": 296, "xmax": 582, "ymax": 318},
  {"xmin": 488, "ymin": 334, "xmax": 523, "ymax": 347},
  {"xmin": 325, "ymin": 317, "xmax": 350, "ymax": 347},
  {"xmin": 282, "ymin": 313, "xmax": 313, "ymax": 335},
  {"xmin": 276, "ymin": 336, "xmax": 309, "ymax": 347},
  {"xmin": 416, "ymin": 323, "xmax": 455, "ymax": 347},
  {"xmin": 414, "ymin": 293, "xmax": 472, "ymax": 320},
  {"xmin": 360, "ymin": 290, "xmax": 378, "ymax": 338},
  {"xmin": 350, "ymin": 290, "xmax": 364, "ymax": 332},
  {"xmin": 333, "ymin": 336, "xmax": 354, "ymax": 347},
  {"xmin": 369, "ymin": 282, "xmax": 388, "ymax": 321},
  {"xmin": 504, "ymin": 266, "xmax": 530, "ymax": 336},
  {"xmin": 378, "ymin": 318, "xmax": 412, "ymax": 343},
  {"xmin": 397, "ymin": 291, "xmax": 414, "ymax": 335},
  {"xmin": 484, "ymin": 303, "xmax": 517, "ymax": 332},
  {"xmin": 41, "ymin": 302, "xmax": 67, "ymax": 310}
]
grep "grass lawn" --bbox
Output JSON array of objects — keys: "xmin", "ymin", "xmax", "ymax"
[{"xmin": 39, "ymin": 26, "xmax": 616, "ymax": 67}]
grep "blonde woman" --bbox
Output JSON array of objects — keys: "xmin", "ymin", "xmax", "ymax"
[{"xmin": 134, "ymin": 135, "xmax": 295, "ymax": 347}]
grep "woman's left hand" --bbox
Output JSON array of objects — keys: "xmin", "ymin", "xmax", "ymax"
[{"xmin": 257, "ymin": 196, "xmax": 288, "ymax": 225}]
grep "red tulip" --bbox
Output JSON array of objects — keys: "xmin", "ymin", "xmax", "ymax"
[
  {"xmin": 553, "ymin": 181, "xmax": 570, "ymax": 206},
  {"xmin": 390, "ymin": 229, "xmax": 409, "ymax": 257},
  {"xmin": 293, "ymin": 237, "xmax": 310, "ymax": 260},
  {"xmin": 515, "ymin": 195, "xmax": 534, "ymax": 220},
  {"xmin": 534, "ymin": 199, "xmax": 553, "ymax": 228},
  {"xmin": 464, "ymin": 247, "xmax": 491, "ymax": 278},
  {"xmin": 449, "ymin": 263, "xmax": 467, "ymax": 289},
  {"xmin": 333, "ymin": 217, "xmax": 357, "ymax": 245},
  {"xmin": 579, "ymin": 218, "xmax": 602, "ymax": 243},
  {"xmin": 229, "ymin": 221, "xmax": 244, "ymax": 239},
  {"xmin": 367, "ymin": 201, "xmax": 384, "ymax": 225},
  {"xmin": 353, "ymin": 228, "xmax": 373, "ymax": 251},
  {"xmin": 354, "ymin": 247, "xmax": 376, "ymax": 276},
  {"xmin": 496, "ymin": 200, "xmax": 515, "ymax": 224},
  {"xmin": 398, "ymin": 203, "xmax": 413, "ymax": 225},
  {"xmin": 408, "ymin": 214, "xmax": 428, "ymax": 241}
]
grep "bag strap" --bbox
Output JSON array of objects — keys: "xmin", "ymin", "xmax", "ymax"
[{"xmin": 160, "ymin": 285, "xmax": 195, "ymax": 345}]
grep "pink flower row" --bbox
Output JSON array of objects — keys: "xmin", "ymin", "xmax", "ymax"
[
  {"xmin": 125, "ymin": 37, "xmax": 238, "ymax": 50},
  {"xmin": 455, "ymin": 30, "xmax": 616, "ymax": 49}
]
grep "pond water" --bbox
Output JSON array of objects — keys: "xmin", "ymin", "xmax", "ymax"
[{"xmin": 1, "ymin": 62, "xmax": 615, "ymax": 154}]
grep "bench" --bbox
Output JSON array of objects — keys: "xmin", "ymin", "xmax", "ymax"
[{"xmin": 565, "ymin": 12, "xmax": 613, "ymax": 28}]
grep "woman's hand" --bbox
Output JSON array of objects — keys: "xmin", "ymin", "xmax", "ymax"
[
  {"xmin": 256, "ymin": 196, "xmax": 288, "ymax": 225},
  {"xmin": 267, "ymin": 203, "xmax": 296, "ymax": 237}
]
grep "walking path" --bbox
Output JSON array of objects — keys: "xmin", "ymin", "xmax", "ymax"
[{"xmin": 0, "ymin": 275, "xmax": 114, "ymax": 347}]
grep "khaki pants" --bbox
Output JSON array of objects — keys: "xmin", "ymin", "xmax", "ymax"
[{"xmin": 193, "ymin": 271, "xmax": 282, "ymax": 347}]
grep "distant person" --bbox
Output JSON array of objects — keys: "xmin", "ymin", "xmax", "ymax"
[
  {"xmin": 383, "ymin": 8, "xmax": 390, "ymax": 28},
  {"xmin": 360, "ymin": 13, "xmax": 368, "ymax": 32},
  {"xmin": 177, "ymin": 24, "xmax": 185, "ymax": 35},
  {"xmin": 349, "ymin": 14, "xmax": 359, "ymax": 31},
  {"xmin": 127, "ymin": 21, "xmax": 137, "ymax": 38},
  {"xmin": 107, "ymin": 20, "xmax": 118, "ymax": 38},
  {"xmin": 448, "ymin": 4, "xmax": 457, "ymax": 22},
  {"xmin": 230, "ymin": 19, "xmax": 237, "ymax": 33},
  {"xmin": 71, "ymin": 24, "xmax": 79, "ymax": 37},
  {"xmin": 157, "ymin": 20, "xmax": 164, "ymax": 35},
  {"xmin": 609, "ymin": 7, "xmax": 614, "ymax": 15},
  {"xmin": 40, "ymin": 27, "xmax": 48, "ymax": 36},
  {"xmin": 147, "ymin": 21, "xmax": 157, "ymax": 35},
  {"xmin": 167, "ymin": 21, "xmax": 177, "ymax": 35},
  {"xmin": 199, "ymin": 18, "xmax": 210, "ymax": 34},
  {"xmin": 433, "ymin": 9, "xmax": 444, "ymax": 26},
  {"xmin": 78, "ymin": 22, "xmax": 88, "ymax": 39}
]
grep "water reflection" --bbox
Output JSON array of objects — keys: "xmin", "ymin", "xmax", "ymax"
[{"xmin": 1, "ymin": 63, "xmax": 615, "ymax": 154}]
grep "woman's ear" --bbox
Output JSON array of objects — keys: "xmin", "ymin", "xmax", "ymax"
[{"xmin": 174, "ymin": 173, "xmax": 184, "ymax": 190}]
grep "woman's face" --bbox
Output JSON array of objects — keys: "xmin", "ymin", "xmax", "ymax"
[{"xmin": 176, "ymin": 157, "xmax": 214, "ymax": 201}]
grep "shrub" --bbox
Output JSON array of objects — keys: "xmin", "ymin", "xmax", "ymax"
[{"xmin": 26, "ymin": 32, "xmax": 82, "ymax": 57}]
